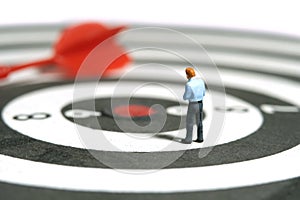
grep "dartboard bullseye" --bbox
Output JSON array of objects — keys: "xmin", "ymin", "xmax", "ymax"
[{"xmin": 0, "ymin": 24, "xmax": 299, "ymax": 199}]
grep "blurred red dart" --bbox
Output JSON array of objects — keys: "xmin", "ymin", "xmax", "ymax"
[{"xmin": 0, "ymin": 22, "xmax": 131, "ymax": 79}]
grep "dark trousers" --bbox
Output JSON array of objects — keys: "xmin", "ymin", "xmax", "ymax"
[{"xmin": 185, "ymin": 101, "xmax": 203, "ymax": 142}]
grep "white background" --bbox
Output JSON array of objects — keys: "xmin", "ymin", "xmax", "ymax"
[{"xmin": 0, "ymin": 0, "xmax": 300, "ymax": 37}]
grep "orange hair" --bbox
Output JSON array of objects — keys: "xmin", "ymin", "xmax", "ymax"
[{"xmin": 185, "ymin": 67, "xmax": 196, "ymax": 78}]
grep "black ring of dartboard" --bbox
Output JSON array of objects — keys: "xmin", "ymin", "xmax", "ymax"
[
  {"xmin": 62, "ymin": 96, "xmax": 189, "ymax": 133},
  {"xmin": 0, "ymin": 74, "xmax": 299, "ymax": 169}
]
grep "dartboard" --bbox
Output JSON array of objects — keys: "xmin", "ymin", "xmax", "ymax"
[{"xmin": 0, "ymin": 24, "xmax": 299, "ymax": 200}]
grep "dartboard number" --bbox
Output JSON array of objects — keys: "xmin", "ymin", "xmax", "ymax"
[
  {"xmin": 260, "ymin": 104, "xmax": 300, "ymax": 114},
  {"xmin": 215, "ymin": 106, "xmax": 249, "ymax": 113},
  {"xmin": 13, "ymin": 113, "xmax": 51, "ymax": 121},
  {"xmin": 64, "ymin": 109, "xmax": 102, "ymax": 119}
]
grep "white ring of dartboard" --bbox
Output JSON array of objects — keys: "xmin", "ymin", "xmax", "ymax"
[{"xmin": 0, "ymin": 25, "xmax": 299, "ymax": 195}]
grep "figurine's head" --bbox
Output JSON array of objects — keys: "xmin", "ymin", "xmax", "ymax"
[{"xmin": 185, "ymin": 67, "xmax": 196, "ymax": 79}]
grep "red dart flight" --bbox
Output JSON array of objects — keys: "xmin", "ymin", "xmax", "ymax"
[{"xmin": 0, "ymin": 22, "xmax": 131, "ymax": 79}]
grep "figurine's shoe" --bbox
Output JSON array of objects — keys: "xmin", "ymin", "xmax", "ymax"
[
  {"xmin": 193, "ymin": 139, "xmax": 204, "ymax": 143},
  {"xmin": 181, "ymin": 139, "xmax": 192, "ymax": 144}
]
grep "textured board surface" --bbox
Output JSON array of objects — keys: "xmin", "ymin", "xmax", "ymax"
[{"xmin": 0, "ymin": 24, "xmax": 299, "ymax": 199}]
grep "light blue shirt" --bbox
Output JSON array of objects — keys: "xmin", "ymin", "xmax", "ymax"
[{"xmin": 183, "ymin": 77, "xmax": 205, "ymax": 102}]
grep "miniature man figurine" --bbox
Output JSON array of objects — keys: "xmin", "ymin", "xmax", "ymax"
[{"xmin": 182, "ymin": 67, "xmax": 205, "ymax": 144}]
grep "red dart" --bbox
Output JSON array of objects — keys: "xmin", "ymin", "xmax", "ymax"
[{"xmin": 0, "ymin": 22, "xmax": 131, "ymax": 79}]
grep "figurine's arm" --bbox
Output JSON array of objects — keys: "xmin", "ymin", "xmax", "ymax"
[
  {"xmin": 183, "ymin": 84, "xmax": 192, "ymax": 100},
  {"xmin": 203, "ymin": 82, "xmax": 206, "ymax": 96}
]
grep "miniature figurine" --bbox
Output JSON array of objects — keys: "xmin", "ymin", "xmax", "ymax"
[{"xmin": 182, "ymin": 67, "xmax": 205, "ymax": 144}]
